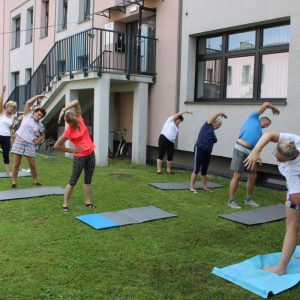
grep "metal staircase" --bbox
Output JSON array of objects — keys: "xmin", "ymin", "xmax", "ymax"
[{"xmin": 5, "ymin": 27, "xmax": 157, "ymax": 118}]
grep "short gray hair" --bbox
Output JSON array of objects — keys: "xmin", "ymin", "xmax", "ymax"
[
  {"xmin": 278, "ymin": 139, "xmax": 296, "ymax": 159},
  {"xmin": 213, "ymin": 118, "xmax": 222, "ymax": 126}
]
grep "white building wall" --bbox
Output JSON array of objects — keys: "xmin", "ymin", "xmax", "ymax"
[
  {"xmin": 10, "ymin": 0, "xmax": 34, "ymax": 91},
  {"xmin": 179, "ymin": 0, "xmax": 300, "ymax": 166}
]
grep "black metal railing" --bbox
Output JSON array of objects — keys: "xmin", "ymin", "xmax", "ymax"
[{"xmin": 5, "ymin": 27, "xmax": 157, "ymax": 112}]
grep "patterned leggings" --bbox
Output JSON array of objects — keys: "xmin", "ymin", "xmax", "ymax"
[{"xmin": 69, "ymin": 151, "xmax": 95, "ymax": 187}]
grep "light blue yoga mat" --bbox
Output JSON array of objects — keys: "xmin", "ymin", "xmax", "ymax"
[
  {"xmin": 76, "ymin": 214, "xmax": 119, "ymax": 230},
  {"xmin": 212, "ymin": 245, "xmax": 300, "ymax": 298}
]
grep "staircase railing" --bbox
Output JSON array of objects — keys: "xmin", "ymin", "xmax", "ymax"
[{"xmin": 5, "ymin": 27, "xmax": 157, "ymax": 113}]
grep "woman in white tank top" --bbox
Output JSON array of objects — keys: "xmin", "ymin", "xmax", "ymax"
[{"xmin": 0, "ymin": 85, "xmax": 16, "ymax": 175}]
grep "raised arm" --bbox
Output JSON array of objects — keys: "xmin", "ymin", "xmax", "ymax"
[
  {"xmin": 24, "ymin": 94, "xmax": 47, "ymax": 116},
  {"xmin": 207, "ymin": 112, "xmax": 227, "ymax": 124},
  {"xmin": 58, "ymin": 100, "xmax": 82, "ymax": 124},
  {"xmin": 172, "ymin": 110, "xmax": 193, "ymax": 120},
  {"xmin": 244, "ymin": 132, "xmax": 280, "ymax": 170},
  {"xmin": 256, "ymin": 102, "xmax": 280, "ymax": 116},
  {"xmin": 54, "ymin": 134, "xmax": 83, "ymax": 153},
  {"xmin": 0, "ymin": 85, "xmax": 6, "ymax": 115}
]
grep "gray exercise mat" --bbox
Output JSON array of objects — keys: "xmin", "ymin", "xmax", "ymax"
[
  {"xmin": 98, "ymin": 206, "xmax": 177, "ymax": 226},
  {"xmin": 0, "ymin": 186, "xmax": 65, "ymax": 201},
  {"xmin": 98, "ymin": 212, "xmax": 141, "ymax": 226},
  {"xmin": 43, "ymin": 186, "xmax": 65, "ymax": 195},
  {"xmin": 148, "ymin": 181, "xmax": 224, "ymax": 190},
  {"xmin": 218, "ymin": 204, "xmax": 286, "ymax": 225},
  {"xmin": 0, "ymin": 171, "xmax": 31, "ymax": 178}
]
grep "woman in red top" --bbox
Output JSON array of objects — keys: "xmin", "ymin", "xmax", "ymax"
[{"xmin": 54, "ymin": 100, "xmax": 96, "ymax": 213}]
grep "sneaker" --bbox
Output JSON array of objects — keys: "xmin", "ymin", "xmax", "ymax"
[
  {"xmin": 245, "ymin": 199, "xmax": 260, "ymax": 207},
  {"xmin": 11, "ymin": 184, "xmax": 17, "ymax": 189},
  {"xmin": 33, "ymin": 182, "xmax": 42, "ymax": 186},
  {"xmin": 228, "ymin": 201, "xmax": 242, "ymax": 209}
]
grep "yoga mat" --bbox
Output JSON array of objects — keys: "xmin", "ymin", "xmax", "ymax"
[
  {"xmin": 212, "ymin": 245, "xmax": 300, "ymax": 298},
  {"xmin": 0, "ymin": 171, "xmax": 31, "ymax": 178},
  {"xmin": 218, "ymin": 204, "xmax": 286, "ymax": 225},
  {"xmin": 148, "ymin": 181, "xmax": 224, "ymax": 190},
  {"xmin": 76, "ymin": 214, "xmax": 119, "ymax": 230},
  {"xmin": 77, "ymin": 206, "xmax": 178, "ymax": 229},
  {"xmin": 0, "ymin": 186, "xmax": 65, "ymax": 201}
]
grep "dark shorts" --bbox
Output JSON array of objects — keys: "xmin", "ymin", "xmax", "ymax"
[{"xmin": 230, "ymin": 142, "xmax": 256, "ymax": 174}]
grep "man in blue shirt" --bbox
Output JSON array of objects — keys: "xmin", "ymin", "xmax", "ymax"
[{"xmin": 228, "ymin": 102, "xmax": 280, "ymax": 209}]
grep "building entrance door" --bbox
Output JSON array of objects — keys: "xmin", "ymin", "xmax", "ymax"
[{"xmin": 126, "ymin": 6, "xmax": 156, "ymax": 74}]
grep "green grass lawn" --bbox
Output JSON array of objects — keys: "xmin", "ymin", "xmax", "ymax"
[{"xmin": 0, "ymin": 154, "xmax": 297, "ymax": 299}]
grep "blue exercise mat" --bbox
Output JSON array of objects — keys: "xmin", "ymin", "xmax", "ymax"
[
  {"xmin": 212, "ymin": 245, "xmax": 300, "ymax": 298},
  {"xmin": 76, "ymin": 214, "xmax": 119, "ymax": 230}
]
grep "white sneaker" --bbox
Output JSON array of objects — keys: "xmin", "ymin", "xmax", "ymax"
[
  {"xmin": 228, "ymin": 201, "xmax": 242, "ymax": 209},
  {"xmin": 245, "ymin": 199, "xmax": 260, "ymax": 207}
]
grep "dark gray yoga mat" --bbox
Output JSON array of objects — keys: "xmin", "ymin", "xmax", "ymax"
[
  {"xmin": 0, "ymin": 186, "xmax": 65, "ymax": 201},
  {"xmin": 98, "ymin": 206, "xmax": 177, "ymax": 226},
  {"xmin": 148, "ymin": 181, "xmax": 224, "ymax": 190},
  {"xmin": 218, "ymin": 204, "xmax": 286, "ymax": 225},
  {"xmin": 0, "ymin": 171, "xmax": 31, "ymax": 178}
]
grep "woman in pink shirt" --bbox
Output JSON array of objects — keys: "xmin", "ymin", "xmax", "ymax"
[
  {"xmin": 54, "ymin": 100, "xmax": 96, "ymax": 213},
  {"xmin": 11, "ymin": 94, "xmax": 47, "ymax": 188}
]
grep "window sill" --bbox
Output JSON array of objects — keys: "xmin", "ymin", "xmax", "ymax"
[
  {"xmin": 77, "ymin": 18, "xmax": 91, "ymax": 24},
  {"xmin": 186, "ymin": 100, "xmax": 287, "ymax": 105},
  {"xmin": 57, "ymin": 28, "xmax": 67, "ymax": 33},
  {"xmin": 10, "ymin": 46, "xmax": 20, "ymax": 50},
  {"xmin": 39, "ymin": 35, "xmax": 48, "ymax": 40},
  {"xmin": 25, "ymin": 41, "xmax": 33, "ymax": 45}
]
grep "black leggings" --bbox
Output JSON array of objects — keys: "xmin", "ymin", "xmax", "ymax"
[
  {"xmin": 69, "ymin": 151, "xmax": 95, "ymax": 187},
  {"xmin": 192, "ymin": 146, "xmax": 211, "ymax": 175},
  {"xmin": 0, "ymin": 135, "xmax": 10, "ymax": 164},
  {"xmin": 157, "ymin": 134, "xmax": 175, "ymax": 161}
]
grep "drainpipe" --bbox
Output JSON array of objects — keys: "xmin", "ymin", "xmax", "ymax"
[{"xmin": 175, "ymin": 0, "xmax": 183, "ymax": 150}]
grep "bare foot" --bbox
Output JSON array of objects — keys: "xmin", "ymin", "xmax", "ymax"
[
  {"xmin": 293, "ymin": 255, "xmax": 300, "ymax": 259},
  {"xmin": 6, "ymin": 172, "xmax": 12, "ymax": 176},
  {"xmin": 260, "ymin": 266, "xmax": 286, "ymax": 275}
]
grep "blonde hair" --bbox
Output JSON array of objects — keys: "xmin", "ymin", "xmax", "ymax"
[
  {"xmin": 64, "ymin": 112, "xmax": 78, "ymax": 125},
  {"xmin": 278, "ymin": 139, "xmax": 296, "ymax": 159},
  {"xmin": 5, "ymin": 101, "xmax": 17, "ymax": 110}
]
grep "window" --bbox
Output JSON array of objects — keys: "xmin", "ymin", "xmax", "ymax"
[
  {"xmin": 62, "ymin": 0, "xmax": 68, "ymax": 29},
  {"xmin": 45, "ymin": 1, "xmax": 49, "ymax": 36},
  {"xmin": 84, "ymin": 0, "xmax": 90, "ymax": 21},
  {"xmin": 40, "ymin": 1, "xmax": 49, "ymax": 37},
  {"xmin": 15, "ymin": 18, "xmax": 21, "ymax": 48},
  {"xmin": 14, "ymin": 72, "xmax": 20, "ymax": 88},
  {"xmin": 79, "ymin": 0, "xmax": 91, "ymax": 23},
  {"xmin": 195, "ymin": 22, "xmax": 290, "ymax": 103},
  {"xmin": 26, "ymin": 9, "xmax": 33, "ymax": 43}
]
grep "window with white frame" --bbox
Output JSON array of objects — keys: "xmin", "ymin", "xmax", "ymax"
[
  {"xmin": 26, "ymin": 8, "xmax": 34, "ymax": 43},
  {"xmin": 40, "ymin": 1, "xmax": 49, "ymax": 37},
  {"xmin": 62, "ymin": 0, "xmax": 68, "ymax": 29},
  {"xmin": 79, "ymin": 0, "xmax": 91, "ymax": 23},
  {"xmin": 57, "ymin": 0, "xmax": 67, "ymax": 31},
  {"xmin": 11, "ymin": 17, "xmax": 21, "ymax": 49},
  {"xmin": 195, "ymin": 22, "xmax": 290, "ymax": 104}
]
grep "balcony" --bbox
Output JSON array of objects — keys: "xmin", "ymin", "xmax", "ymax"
[{"xmin": 6, "ymin": 27, "xmax": 157, "ymax": 112}]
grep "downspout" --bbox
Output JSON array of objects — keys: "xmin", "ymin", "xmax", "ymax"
[
  {"xmin": 2, "ymin": 0, "xmax": 5, "ymax": 88},
  {"xmin": 175, "ymin": 0, "xmax": 183, "ymax": 150}
]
